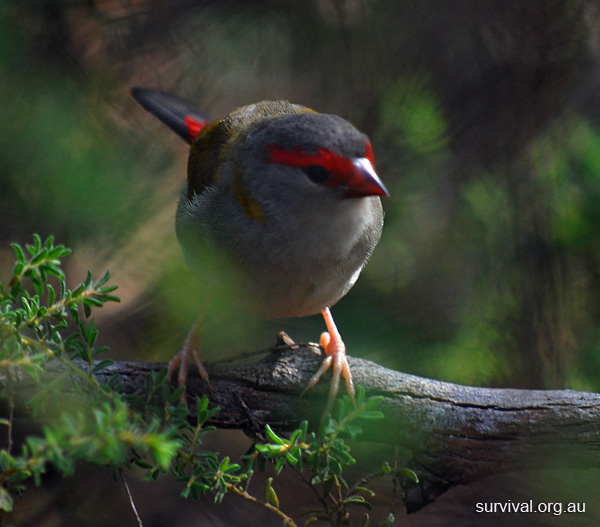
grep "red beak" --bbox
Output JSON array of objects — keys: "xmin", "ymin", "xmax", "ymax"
[{"xmin": 345, "ymin": 157, "xmax": 389, "ymax": 198}]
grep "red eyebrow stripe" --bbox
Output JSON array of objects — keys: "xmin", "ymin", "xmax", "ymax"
[
  {"xmin": 265, "ymin": 142, "xmax": 375, "ymax": 173},
  {"xmin": 364, "ymin": 141, "xmax": 375, "ymax": 166},
  {"xmin": 184, "ymin": 115, "xmax": 208, "ymax": 141}
]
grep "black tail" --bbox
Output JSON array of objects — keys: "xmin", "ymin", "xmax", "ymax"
[{"xmin": 131, "ymin": 87, "xmax": 212, "ymax": 144}]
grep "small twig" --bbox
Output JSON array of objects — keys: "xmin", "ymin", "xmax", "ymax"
[
  {"xmin": 120, "ymin": 469, "xmax": 144, "ymax": 527},
  {"xmin": 234, "ymin": 389, "xmax": 263, "ymax": 436},
  {"xmin": 294, "ymin": 464, "xmax": 331, "ymax": 513},
  {"xmin": 389, "ymin": 447, "xmax": 403, "ymax": 519},
  {"xmin": 209, "ymin": 346, "xmax": 279, "ymax": 367},
  {"xmin": 226, "ymin": 483, "xmax": 297, "ymax": 526},
  {"xmin": 349, "ymin": 468, "xmax": 386, "ymax": 496},
  {"xmin": 7, "ymin": 399, "xmax": 13, "ymax": 456},
  {"xmin": 5, "ymin": 374, "xmax": 15, "ymax": 456},
  {"xmin": 331, "ymin": 475, "xmax": 346, "ymax": 527},
  {"xmin": 209, "ymin": 331, "xmax": 304, "ymax": 367}
]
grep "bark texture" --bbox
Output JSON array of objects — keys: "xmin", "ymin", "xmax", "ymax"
[{"xmin": 8, "ymin": 339, "xmax": 600, "ymax": 512}]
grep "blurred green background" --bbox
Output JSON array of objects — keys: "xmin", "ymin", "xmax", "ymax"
[{"xmin": 2, "ymin": 0, "xmax": 600, "ymax": 525}]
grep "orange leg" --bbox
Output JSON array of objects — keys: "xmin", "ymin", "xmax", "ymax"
[
  {"xmin": 167, "ymin": 314, "xmax": 212, "ymax": 394},
  {"xmin": 303, "ymin": 307, "xmax": 355, "ymax": 414}
]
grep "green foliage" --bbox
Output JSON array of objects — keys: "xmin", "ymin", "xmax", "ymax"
[
  {"xmin": 380, "ymin": 75, "xmax": 447, "ymax": 154},
  {"xmin": 160, "ymin": 385, "xmax": 409, "ymax": 527},
  {"xmin": 1, "ymin": 234, "xmax": 118, "ymax": 375},
  {"xmin": 252, "ymin": 387, "xmax": 414, "ymax": 526},
  {"xmin": 0, "ymin": 235, "xmax": 180, "ymax": 512},
  {"xmin": 1, "ymin": 236, "xmax": 411, "ymax": 526}
]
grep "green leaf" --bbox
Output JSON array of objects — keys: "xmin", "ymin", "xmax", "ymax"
[
  {"xmin": 11, "ymin": 242, "xmax": 26, "ymax": 264},
  {"xmin": 30, "ymin": 275, "xmax": 43, "ymax": 295},
  {"xmin": 289, "ymin": 428, "xmax": 301, "ymax": 444},
  {"xmin": 48, "ymin": 244, "xmax": 71, "ymax": 259},
  {"xmin": 134, "ymin": 459, "xmax": 152, "ymax": 469},
  {"xmin": 196, "ymin": 395, "xmax": 209, "ymax": 420},
  {"xmin": 12, "ymin": 261, "xmax": 24, "ymax": 277},
  {"xmin": 92, "ymin": 360, "xmax": 115, "ymax": 373},
  {"xmin": 30, "ymin": 249, "xmax": 46, "ymax": 266},
  {"xmin": 298, "ymin": 420, "xmax": 308, "ymax": 441},
  {"xmin": 99, "ymin": 294, "xmax": 120, "ymax": 303},
  {"xmin": 0, "ymin": 486, "xmax": 14, "ymax": 512},
  {"xmin": 354, "ymin": 486, "xmax": 376, "ymax": 498},
  {"xmin": 255, "ymin": 444, "xmax": 284, "ymax": 457},
  {"xmin": 264, "ymin": 424, "xmax": 286, "ymax": 445},
  {"xmin": 41, "ymin": 263, "xmax": 66, "ymax": 281},
  {"xmin": 224, "ymin": 463, "xmax": 240, "ymax": 474},
  {"xmin": 327, "ymin": 457, "xmax": 343, "ymax": 476},
  {"xmin": 264, "ymin": 477, "xmax": 279, "ymax": 508},
  {"xmin": 218, "ymin": 457, "xmax": 231, "ymax": 472},
  {"xmin": 322, "ymin": 418, "xmax": 337, "ymax": 437},
  {"xmin": 47, "ymin": 284, "xmax": 56, "ymax": 306},
  {"xmin": 381, "ymin": 513, "xmax": 395, "ymax": 527},
  {"xmin": 59, "ymin": 278, "xmax": 66, "ymax": 301},
  {"xmin": 354, "ymin": 385, "xmax": 366, "ymax": 404},
  {"xmin": 275, "ymin": 457, "xmax": 286, "ymax": 474},
  {"xmin": 303, "ymin": 515, "xmax": 319, "ymax": 526},
  {"xmin": 284, "ymin": 450, "xmax": 299, "ymax": 465},
  {"xmin": 82, "ymin": 297, "xmax": 104, "ymax": 308},
  {"xmin": 343, "ymin": 423, "xmax": 363, "ymax": 439},
  {"xmin": 31, "ymin": 234, "xmax": 42, "ymax": 254},
  {"xmin": 95, "ymin": 270, "xmax": 112, "ymax": 288},
  {"xmin": 44, "ymin": 235, "xmax": 55, "ymax": 252},
  {"xmin": 344, "ymin": 495, "xmax": 372, "ymax": 509},
  {"xmin": 395, "ymin": 468, "xmax": 419, "ymax": 483},
  {"xmin": 364, "ymin": 396, "xmax": 384, "ymax": 409},
  {"xmin": 357, "ymin": 410, "xmax": 385, "ymax": 420}
]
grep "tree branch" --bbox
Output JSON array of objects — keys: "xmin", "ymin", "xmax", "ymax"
[{"xmin": 8, "ymin": 338, "xmax": 600, "ymax": 512}]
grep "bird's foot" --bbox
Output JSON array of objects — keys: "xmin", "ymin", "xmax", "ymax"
[
  {"xmin": 302, "ymin": 308, "xmax": 355, "ymax": 415},
  {"xmin": 167, "ymin": 318, "xmax": 212, "ymax": 400}
]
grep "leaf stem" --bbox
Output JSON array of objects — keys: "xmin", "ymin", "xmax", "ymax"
[{"xmin": 226, "ymin": 484, "xmax": 298, "ymax": 527}]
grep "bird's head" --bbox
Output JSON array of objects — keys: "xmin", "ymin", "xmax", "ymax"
[{"xmin": 218, "ymin": 108, "xmax": 388, "ymax": 224}]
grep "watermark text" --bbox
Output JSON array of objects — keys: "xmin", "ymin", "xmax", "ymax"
[{"xmin": 475, "ymin": 500, "xmax": 585, "ymax": 516}]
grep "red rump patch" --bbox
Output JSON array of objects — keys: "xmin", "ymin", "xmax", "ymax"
[
  {"xmin": 184, "ymin": 116, "xmax": 207, "ymax": 141},
  {"xmin": 265, "ymin": 142, "xmax": 376, "ymax": 179}
]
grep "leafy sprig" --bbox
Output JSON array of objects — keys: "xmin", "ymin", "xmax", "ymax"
[
  {"xmin": 0, "ymin": 235, "xmax": 179, "ymax": 513},
  {"xmin": 0, "ymin": 235, "xmax": 412, "ymax": 527},
  {"xmin": 1, "ymin": 234, "xmax": 119, "ymax": 385},
  {"xmin": 252, "ymin": 387, "xmax": 410, "ymax": 527}
]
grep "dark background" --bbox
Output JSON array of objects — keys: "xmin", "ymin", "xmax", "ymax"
[{"xmin": 2, "ymin": 1, "xmax": 600, "ymax": 525}]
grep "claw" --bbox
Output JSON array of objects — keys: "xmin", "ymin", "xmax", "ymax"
[
  {"xmin": 302, "ymin": 307, "xmax": 355, "ymax": 415},
  {"xmin": 167, "ymin": 315, "xmax": 212, "ymax": 400}
]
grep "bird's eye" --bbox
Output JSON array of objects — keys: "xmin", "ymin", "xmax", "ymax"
[{"xmin": 303, "ymin": 164, "xmax": 330, "ymax": 185}]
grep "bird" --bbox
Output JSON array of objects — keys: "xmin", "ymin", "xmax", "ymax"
[{"xmin": 131, "ymin": 87, "xmax": 388, "ymax": 413}]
